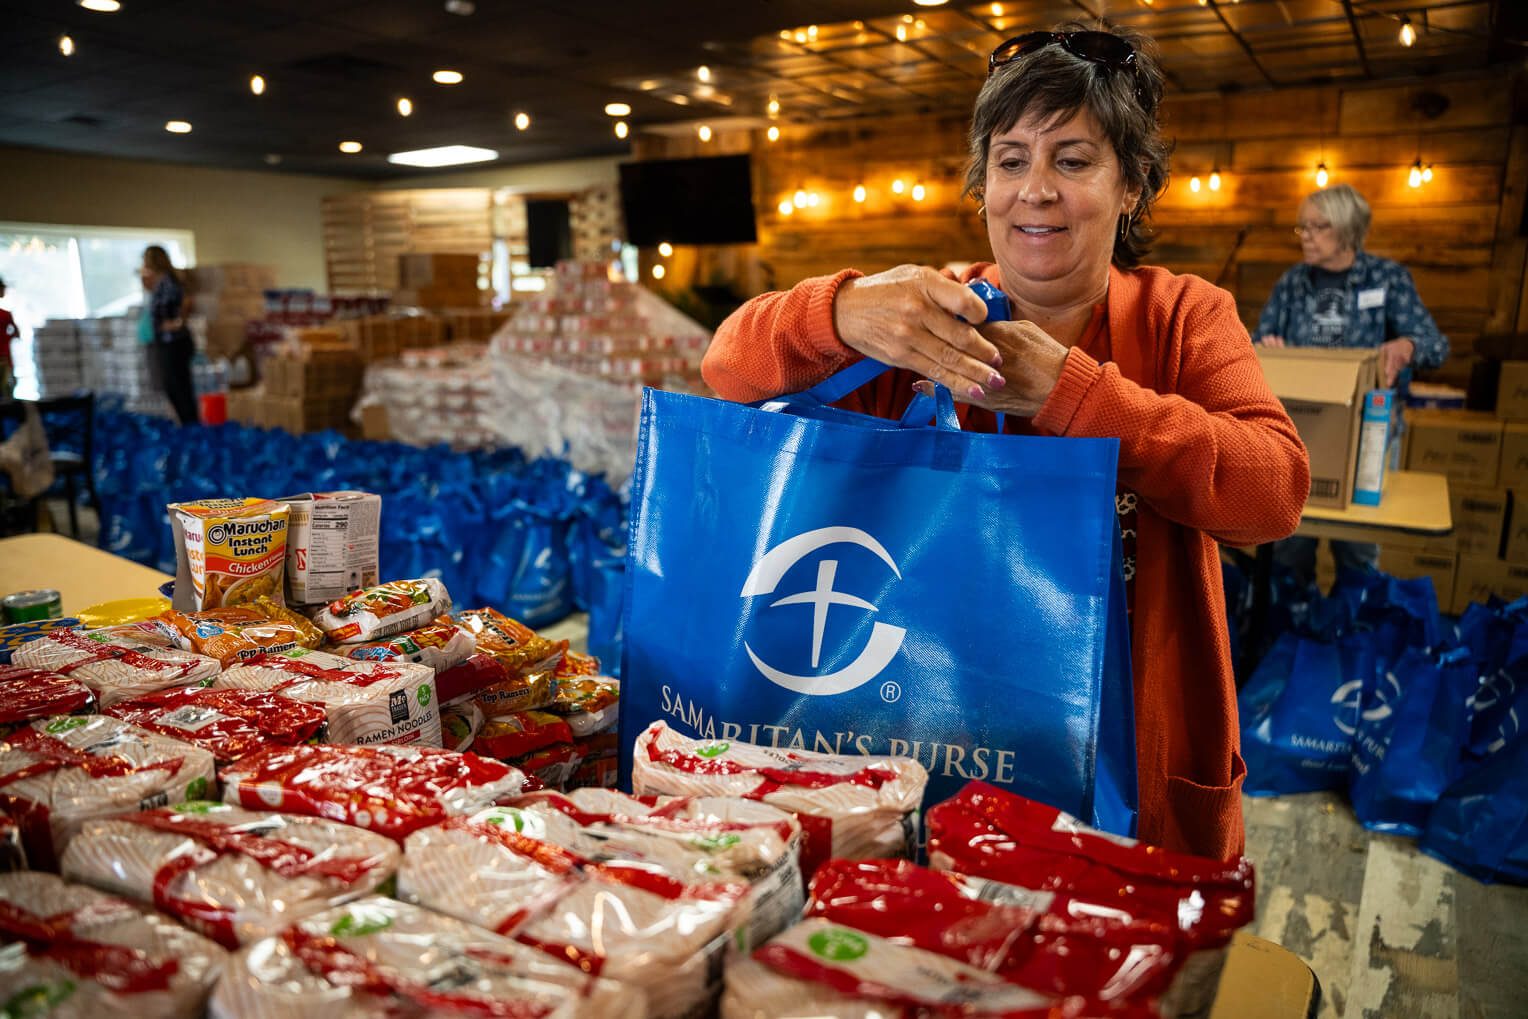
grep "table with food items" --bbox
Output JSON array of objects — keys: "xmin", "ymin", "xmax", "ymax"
[{"xmin": 0, "ymin": 494, "xmax": 1313, "ymax": 1018}]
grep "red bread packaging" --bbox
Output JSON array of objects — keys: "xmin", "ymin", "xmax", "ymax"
[{"xmin": 104, "ymin": 686, "xmax": 328, "ymax": 765}]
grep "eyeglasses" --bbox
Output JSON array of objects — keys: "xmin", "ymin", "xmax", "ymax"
[
  {"xmin": 1293, "ymin": 221, "xmax": 1333, "ymax": 237},
  {"xmin": 988, "ymin": 31, "xmax": 1150, "ymax": 109}
]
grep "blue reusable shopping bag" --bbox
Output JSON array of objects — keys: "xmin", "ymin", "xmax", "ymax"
[
  {"xmin": 618, "ymin": 360, "xmax": 1138, "ymax": 835},
  {"xmin": 1420, "ymin": 729, "xmax": 1528, "ymax": 884}
]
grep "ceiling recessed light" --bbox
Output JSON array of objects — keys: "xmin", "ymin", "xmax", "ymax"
[
  {"xmin": 58, "ymin": 35, "xmax": 76, "ymax": 56},
  {"xmin": 514, "ymin": 111, "xmax": 530, "ymax": 130},
  {"xmin": 614, "ymin": 120, "xmax": 629, "ymax": 139},
  {"xmin": 444, "ymin": 0, "xmax": 475, "ymax": 14},
  {"xmin": 604, "ymin": 102, "xmax": 631, "ymax": 117},
  {"xmin": 339, "ymin": 140, "xmax": 363, "ymax": 154},
  {"xmin": 249, "ymin": 74, "xmax": 266, "ymax": 95},
  {"xmin": 913, "ymin": 0, "xmax": 948, "ymax": 6},
  {"xmin": 387, "ymin": 144, "xmax": 498, "ymax": 167},
  {"xmin": 432, "ymin": 69, "xmax": 464, "ymax": 85},
  {"xmin": 397, "ymin": 97, "xmax": 413, "ymax": 116},
  {"xmin": 78, "ymin": 0, "xmax": 121, "ymax": 11},
  {"xmin": 264, "ymin": 153, "xmax": 283, "ymax": 165},
  {"xmin": 165, "ymin": 120, "xmax": 192, "ymax": 134}
]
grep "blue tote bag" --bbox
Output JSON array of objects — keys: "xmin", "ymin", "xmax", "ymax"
[{"xmin": 618, "ymin": 360, "xmax": 1138, "ymax": 835}]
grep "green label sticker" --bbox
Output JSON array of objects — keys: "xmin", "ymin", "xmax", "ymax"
[
  {"xmin": 691, "ymin": 833, "xmax": 742, "ymax": 852},
  {"xmin": 2, "ymin": 978, "xmax": 77, "ymax": 1018},
  {"xmin": 172, "ymin": 799, "xmax": 224, "ymax": 815},
  {"xmin": 329, "ymin": 909, "xmax": 394, "ymax": 938},
  {"xmin": 44, "ymin": 717, "xmax": 88, "ymax": 735},
  {"xmin": 695, "ymin": 741, "xmax": 731, "ymax": 759},
  {"xmin": 417, "ymin": 685, "xmax": 432, "ymax": 707},
  {"xmin": 184, "ymin": 777, "xmax": 209, "ymax": 800},
  {"xmin": 808, "ymin": 928, "xmax": 869, "ymax": 963}
]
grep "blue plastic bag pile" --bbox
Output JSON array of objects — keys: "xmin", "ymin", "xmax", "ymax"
[
  {"xmin": 89, "ymin": 411, "xmax": 628, "ymax": 672},
  {"xmin": 1237, "ymin": 567, "xmax": 1528, "ymax": 884}
]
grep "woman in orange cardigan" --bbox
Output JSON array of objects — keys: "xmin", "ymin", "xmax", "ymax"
[{"xmin": 702, "ymin": 24, "xmax": 1309, "ymax": 860}]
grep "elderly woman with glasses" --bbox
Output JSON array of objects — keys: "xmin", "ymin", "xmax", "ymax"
[
  {"xmin": 1257, "ymin": 184, "xmax": 1448, "ymax": 583},
  {"xmin": 702, "ymin": 22, "xmax": 1309, "ymax": 859}
]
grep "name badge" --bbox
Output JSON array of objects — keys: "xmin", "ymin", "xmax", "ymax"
[{"xmin": 1357, "ymin": 287, "xmax": 1386, "ymax": 310}]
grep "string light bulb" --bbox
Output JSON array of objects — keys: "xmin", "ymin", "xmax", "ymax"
[
  {"xmin": 891, "ymin": 178, "xmax": 906, "ymax": 195},
  {"xmin": 1209, "ymin": 169, "xmax": 1222, "ymax": 191},
  {"xmin": 249, "ymin": 74, "xmax": 266, "ymax": 96},
  {"xmin": 793, "ymin": 188, "xmax": 808, "ymax": 207},
  {"xmin": 990, "ymin": 3, "xmax": 1004, "ymax": 14},
  {"xmin": 911, "ymin": 182, "xmax": 927, "ymax": 202},
  {"xmin": 397, "ymin": 97, "xmax": 413, "ymax": 116},
  {"xmin": 1190, "ymin": 176, "xmax": 1202, "ymax": 193},
  {"xmin": 58, "ymin": 35, "xmax": 75, "ymax": 56},
  {"xmin": 767, "ymin": 96, "xmax": 780, "ymax": 117},
  {"xmin": 697, "ymin": 65, "xmax": 710, "ymax": 82},
  {"xmin": 766, "ymin": 125, "xmax": 779, "ymax": 142},
  {"xmin": 1399, "ymin": 17, "xmax": 1416, "ymax": 47},
  {"xmin": 1315, "ymin": 162, "xmax": 1330, "ymax": 187},
  {"xmin": 652, "ymin": 264, "xmax": 666, "ymax": 280},
  {"xmin": 697, "ymin": 124, "xmax": 712, "ymax": 142},
  {"xmin": 1408, "ymin": 159, "xmax": 1424, "ymax": 188},
  {"xmin": 896, "ymin": 24, "xmax": 908, "ymax": 42},
  {"xmin": 658, "ymin": 242, "xmax": 673, "ymax": 257},
  {"xmin": 853, "ymin": 184, "xmax": 867, "ymax": 203},
  {"xmin": 614, "ymin": 120, "xmax": 628, "ymax": 139},
  {"xmin": 515, "ymin": 112, "xmax": 530, "ymax": 130},
  {"xmin": 1422, "ymin": 163, "xmax": 1434, "ymax": 183},
  {"xmin": 778, "ymin": 198, "xmax": 795, "ymax": 216}
]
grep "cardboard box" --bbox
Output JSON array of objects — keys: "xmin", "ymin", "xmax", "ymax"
[
  {"xmin": 1497, "ymin": 361, "xmax": 1528, "ymax": 420},
  {"xmin": 361, "ymin": 403, "xmax": 391, "ymax": 441},
  {"xmin": 393, "ymin": 285, "xmax": 489, "ymax": 310},
  {"xmin": 1404, "ymin": 409, "xmax": 1503, "ymax": 487},
  {"xmin": 1499, "ymin": 421, "xmax": 1528, "ymax": 488},
  {"xmin": 187, "ymin": 264, "xmax": 277, "ymax": 293},
  {"xmin": 1379, "ymin": 539, "xmax": 1458, "ymax": 611},
  {"xmin": 1452, "ymin": 555, "xmax": 1528, "ymax": 615},
  {"xmin": 1256, "ymin": 347, "xmax": 1379, "ymax": 509},
  {"xmin": 279, "ymin": 492, "xmax": 382, "ymax": 606},
  {"xmin": 1449, "ymin": 485, "xmax": 1509, "ymax": 558},
  {"xmin": 1506, "ymin": 491, "xmax": 1528, "ymax": 563},
  {"xmin": 399, "ymin": 253, "xmax": 481, "ymax": 289}
]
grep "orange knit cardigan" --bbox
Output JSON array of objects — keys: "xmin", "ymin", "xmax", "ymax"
[{"xmin": 701, "ymin": 262, "xmax": 1309, "ymax": 859}]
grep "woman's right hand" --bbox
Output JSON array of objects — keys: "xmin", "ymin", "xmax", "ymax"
[{"xmin": 832, "ymin": 265, "xmax": 1005, "ymax": 402}]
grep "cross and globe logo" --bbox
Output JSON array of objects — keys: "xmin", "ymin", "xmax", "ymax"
[{"xmin": 740, "ymin": 526, "xmax": 906, "ymax": 697}]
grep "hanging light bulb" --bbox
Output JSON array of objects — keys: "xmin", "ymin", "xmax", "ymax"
[
  {"xmin": 652, "ymin": 264, "xmax": 666, "ymax": 280},
  {"xmin": 658, "ymin": 242, "xmax": 673, "ymax": 257},
  {"xmin": 1209, "ymin": 169, "xmax": 1222, "ymax": 191},
  {"xmin": 767, "ymin": 96, "xmax": 780, "ymax": 117},
  {"xmin": 1422, "ymin": 163, "xmax": 1434, "ymax": 183},
  {"xmin": 853, "ymin": 184, "xmax": 867, "ymax": 203},
  {"xmin": 1190, "ymin": 176, "xmax": 1202, "ymax": 193},
  {"xmin": 58, "ymin": 35, "xmax": 76, "ymax": 56},
  {"xmin": 1408, "ymin": 159, "xmax": 1424, "ymax": 188},
  {"xmin": 397, "ymin": 97, "xmax": 413, "ymax": 116},
  {"xmin": 1399, "ymin": 17, "xmax": 1416, "ymax": 47},
  {"xmin": 896, "ymin": 24, "xmax": 908, "ymax": 42},
  {"xmin": 766, "ymin": 125, "xmax": 780, "ymax": 142},
  {"xmin": 1315, "ymin": 162, "xmax": 1330, "ymax": 187},
  {"xmin": 778, "ymin": 198, "xmax": 795, "ymax": 216},
  {"xmin": 911, "ymin": 182, "xmax": 927, "ymax": 202},
  {"xmin": 697, "ymin": 65, "xmax": 711, "ymax": 82},
  {"xmin": 891, "ymin": 178, "xmax": 906, "ymax": 195},
  {"xmin": 697, "ymin": 124, "xmax": 712, "ymax": 142},
  {"xmin": 793, "ymin": 187, "xmax": 808, "ymax": 207},
  {"xmin": 249, "ymin": 74, "xmax": 266, "ymax": 96},
  {"xmin": 614, "ymin": 120, "xmax": 628, "ymax": 139}
]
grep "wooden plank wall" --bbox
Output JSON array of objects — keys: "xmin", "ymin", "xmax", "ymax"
[
  {"xmin": 637, "ymin": 70, "xmax": 1527, "ymax": 379},
  {"xmin": 322, "ymin": 188, "xmax": 492, "ymax": 294}
]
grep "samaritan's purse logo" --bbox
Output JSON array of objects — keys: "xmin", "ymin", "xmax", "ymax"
[{"xmin": 740, "ymin": 526, "xmax": 906, "ymax": 696}]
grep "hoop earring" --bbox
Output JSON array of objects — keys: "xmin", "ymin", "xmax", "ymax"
[
  {"xmin": 1119, "ymin": 214, "xmax": 1132, "ymax": 240},
  {"xmin": 977, "ymin": 203, "xmax": 986, "ymax": 219}
]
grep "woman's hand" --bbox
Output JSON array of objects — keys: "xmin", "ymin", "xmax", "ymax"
[
  {"xmin": 971, "ymin": 319, "xmax": 1070, "ymax": 417},
  {"xmin": 1378, "ymin": 337, "xmax": 1415, "ymax": 387},
  {"xmin": 833, "ymin": 265, "xmax": 1005, "ymax": 402}
]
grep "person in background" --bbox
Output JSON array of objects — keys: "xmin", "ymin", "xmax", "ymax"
[
  {"xmin": 703, "ymin": 22, "xmax": 1309, "ymax": 859},
  {"xmin": 0, "ymin": 277, "xmax": 18, "ymax": 400},
  {"xmin": 139, "ymin": 246, "xmax": 200, "ymax": 425},
  {"xmin": 1256, "ymin": 183, "xmax": 1448, "ymax": 583}
]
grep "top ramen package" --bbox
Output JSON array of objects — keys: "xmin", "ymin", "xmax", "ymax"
[
  {"xmin": 313, "ymin": 579, "xmax": 451, "ymax": 644},
  {"xmin": 279, "ymin": 491, "xmax": 382, "ymax": 607},
  {"xmin": 169, "ymin": 498, "xmax": 291, "ymax": 612}
]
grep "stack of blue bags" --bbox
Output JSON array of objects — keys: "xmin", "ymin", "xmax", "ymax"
[
  {"xmin": 89, "ymin": 410, "xmax": 628, "ymax": 673},
  {"xmin": 1237, "ymin": 568, "xmax": 1528, "ymax": 884}
]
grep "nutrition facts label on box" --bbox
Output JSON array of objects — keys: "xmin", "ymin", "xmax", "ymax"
[{"xmin": 282, "ymin": 492, "xmax": 382, "ymax": 605}]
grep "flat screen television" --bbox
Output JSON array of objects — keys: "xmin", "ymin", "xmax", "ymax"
[{"xmin": 619, "ymin": 154, "xmax": 758, "ymax": 247}]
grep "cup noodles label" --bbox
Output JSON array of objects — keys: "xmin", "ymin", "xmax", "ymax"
[
  {"xmin": 281, "ymin": 492, "xmax": 382, "ymax": 606},
  {"xmin": 169, "ymin": 499, "xmax": 291, "ymax": 611}
]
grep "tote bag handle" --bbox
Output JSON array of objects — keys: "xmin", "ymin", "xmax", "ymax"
[{"xmin": 761, "ymin": 358, "xmax": 962, "ymax": 432}]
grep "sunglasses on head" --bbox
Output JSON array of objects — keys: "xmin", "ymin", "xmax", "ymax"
[{"xmin": 988, "ymin": 31, "xmax": 1150, "ymax": 109}]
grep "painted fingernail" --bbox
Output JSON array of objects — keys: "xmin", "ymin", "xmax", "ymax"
[
  {"xmin": 990, "ymin": 354, "xmax": 1003, "ymax": 368},
  {"xmin": 969, "ymin": 385, "xmax": 986, "ymax": 400},
  {"xmin": 988, "ymin": 372, "xmax": 1006, "ymax": 389}
]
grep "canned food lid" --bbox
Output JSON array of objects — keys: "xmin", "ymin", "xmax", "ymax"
[{"xmin": 2, "ymin": 590, "xmax": 61, "ymax": 607}]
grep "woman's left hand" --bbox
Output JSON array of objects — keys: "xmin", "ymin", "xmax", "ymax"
[
  {"xmin": 969, "ymin": 320, "xmax": 1071, "ymax": 417},
  {"xmin": 1378, "ymin": 337, "xmax": 1415, "ymax": 387}
]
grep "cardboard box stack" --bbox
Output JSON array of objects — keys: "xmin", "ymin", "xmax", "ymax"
[
  {"xmin": 233, "ymin": 327, "xmax": 363, "ymax": 435},
  {"xmin": 30, "ymin": 320, "xmax": 85, "ymax": 397},
  {"xmin": 332, "ymin": 313, "xmax": 445, "ymax": 363},
  {"xmin": 1255, "ymin": 347, "xmax": 1381, "ymax": 511},
  {"xmin": 186, "ymin": 263, "xmax": 276, "ymax": 360},
  {"xmin": 444, "ymin": 308, "xmax": 513, "ymax": 342},
  {"xmin": 393, "ymin": 253, "xmax": 488, "ymax": 310}
]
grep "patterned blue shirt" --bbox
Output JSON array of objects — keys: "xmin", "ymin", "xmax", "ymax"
[{"xmin": 1254, "ymin": 251, "xmax": 1448, "ymax": 371}]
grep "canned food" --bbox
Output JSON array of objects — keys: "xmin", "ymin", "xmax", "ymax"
[{"xmin": 2, "ymin": 590, "xmax": 64, "ymax": 624}]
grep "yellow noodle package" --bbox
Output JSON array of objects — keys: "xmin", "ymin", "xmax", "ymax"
[{"xmin": 169, "ymin": 498, "xmax": 291, "ymax": 611}]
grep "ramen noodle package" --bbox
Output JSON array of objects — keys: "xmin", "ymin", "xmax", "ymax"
[
  {"xmin": 0, "ymin": 664, "xmax": 96, "ymax": 732},
  {"xmin": 11, "ymin": 626, "xmax": 221, "ymax": 708},
  {"xmin": 62, "ymin": 802, "xmax": 400, "ymax": 948},
  {"xmin": 399, "ymin": 804, "xmax": 747, "ymax": 1019},
  {"xmin": 520, "ymin": 788, "xmax": 805, "ymax": 950},
  {"xmin": 208, "ymin": 897, "xmax": 641, "ymax": 1019},
  {"xmin": 555, "ymin": 649, "xmax": 601, "ymax": 680},
  {"xmin": 0, "ymin": 715, "xmax": 216, "ymax": 869},
  {"xmin": 279, "ymin": 491, "xmax": 382, "ymax": 607},
  {"xmin": 0, "ymin": 871, "xmax": 228, "ymax": 1019},
  {"xmin": 104, "ymin": 686, "xmax": 328, "ymax": 765},
  {"xmin": 219, "ymin": 743, "xmax": 526, "ymax": 842},
  {"xmin": 440, "ymin": 700, "xmax": 484, "ymax": 752},
  {"xmin": 338, "ymin": 618, "xmax": 475, "ymax": 674},
  {"xmin": 632, "ymin": 721, "xmax": 927, "ymax": 877},
  {"xmin": 512, "ymin": 743, "xmax": 582, "ymax": 790},
  {"xmin": 313, "ymin": 579, "xmax": 451, "ymax": 644},
  {"xmin": 148, "ymin": 598, "xmax": 324, "ymax": 667},
  {"xmin": 721, "ymin": 918, "xmax": 1065, "ymax": 1019},
  {"xmin": 475, "ymin": 710, "xmax": 573, "ymax": 761},
  {"xmin": 169, "ymin": 498, "xmax": 291, "ymax": 611},
  {"xmin": 215, "ymin": 647, "xmax": 440, "ymax": 749},
  {"xmin": 552, "ymin": 677, "xmax": 620, "ymax": 737},
  {"xmin": 455, "ymin": 607, "xmax": 565, "ymax": 673},
  {"xmin": 440, "ymin": 653, "xmax": 558, "ymax": 716}
]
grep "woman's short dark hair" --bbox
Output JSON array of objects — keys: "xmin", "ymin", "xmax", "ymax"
[{"xmin": 964, "ymin": 21, "xmax": 1171, "ymax": 270}]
